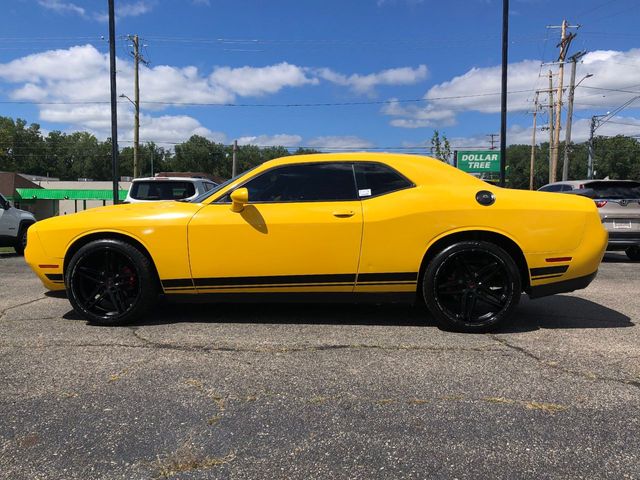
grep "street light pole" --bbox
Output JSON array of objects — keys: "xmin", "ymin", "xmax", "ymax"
[{"xmin": 562, "ymin": 54, "xmax": 590, "ymax": 181}]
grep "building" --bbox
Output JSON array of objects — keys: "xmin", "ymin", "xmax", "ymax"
[
  {"xmin": 1, "ymin": 172, "xmax": 130, "ymax": 220},
  {"xmin": 18, "ymin": 180, "xmax": 131, "ymax": 217},
  {"xmin": 0, "ymin": 171, "xmax": 47, "ymax": 217}
]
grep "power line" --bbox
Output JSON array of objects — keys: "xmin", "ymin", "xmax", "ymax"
[
  {"xmin": 0, "ymin": 88, "xmax": 536, "ymax": 107},
  {"xmin": 581, "ymin": 85, "xmax": 640, "ymax": 94}
]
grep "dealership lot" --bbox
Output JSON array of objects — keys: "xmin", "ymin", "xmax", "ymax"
[{"xmin": 1, "ymin": 253, "xmax": 639, "ymax": 479}]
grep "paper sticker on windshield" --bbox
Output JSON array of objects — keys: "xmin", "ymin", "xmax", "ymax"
[{"xmin": 359, "ymin": 189, "xmax": 372, "ymax": 197}]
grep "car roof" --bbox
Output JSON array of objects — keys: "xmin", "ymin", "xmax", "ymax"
[
  {"xmin": 132, "ymin": 177, "xmax": 213, "ymax": 182},
  {"xmin": 253, "ymin": 152, "xmax": 485, "ymax": 187},
  {"xmin": 543, "ymin": 179, "xmax": 639, "ymax": 187}
]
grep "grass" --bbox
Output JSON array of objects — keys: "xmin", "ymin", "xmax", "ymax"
[{"xmin": 0, "ymin": 247, "xmax": 15, "ymax": 254}]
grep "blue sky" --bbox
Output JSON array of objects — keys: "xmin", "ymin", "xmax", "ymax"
[{"xmin": 1, "ymin": 0, "xmax": 639, "ymax": 151}]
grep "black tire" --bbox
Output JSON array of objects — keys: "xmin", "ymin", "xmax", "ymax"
[
  {"xmin": 13, "ymin": 224, "xmax": 30, "ymax": 255},
  {"xmin": 65, "ymin": 239, "xmax": 158, "ymax": 326},
  {"xmin": 626, "ymin": 246, "xmax": 640, "ymax": 261},
  {"xmin": 422, "ymin": 241, "xmax": 521, "ymax": 333}
]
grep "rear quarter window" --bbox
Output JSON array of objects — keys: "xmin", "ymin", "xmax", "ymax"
[{"xmin": 354, "ymin": 162, "xmax": 413, "ymax": 198}]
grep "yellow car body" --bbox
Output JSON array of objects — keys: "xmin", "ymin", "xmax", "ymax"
[{"xmin": 25, "ymin": 153, "xmax": 607, "ymax": 331}]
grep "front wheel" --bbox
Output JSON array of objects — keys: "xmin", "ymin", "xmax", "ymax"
[
  {"xmin": 626, "ymin": 246, "xmax": 640, "ymax": 261},
  {"xmin": 65, "ymin": 239, "xmax": 158, "ymax": 326},
  {"xmin": 14, "ymin": 225, "xmax": 29, "ymax": 255},
  {"xmin": 422, "ymin": 241, "xmax": 522, "ymax": 333}
]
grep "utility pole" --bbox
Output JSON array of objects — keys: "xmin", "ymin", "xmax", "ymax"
[
  {"xmin": 487, "ymin": 134, "xmax": 499, "ymax": 150},
  {"xmin": 530, "ymin": 92, "xmax": 539, "ymax": 191},
  {"xmin": 108, "ymin": 0, "xmax": 119, "ymax": 204},
  {"xmin": 232, "ymin": 140, "xmax": 238, "ymax": 178},
  {"xmin": 548, "ymin": 20, "xmax": 578, "ymax": 183},
  {"xmin": 499, "ymin": 0, "xmax": 509, "ymax": 187},
  {"xmin": 562, "ymin": 51, "xmax": 589, "ymax": 181},
  {"xmin": 127, "ymin": 34, "xmax": 148, "ymax": 179},
  {"xmin": 547, "ymin": 70, "xmax": 554, "ymax": 183}
]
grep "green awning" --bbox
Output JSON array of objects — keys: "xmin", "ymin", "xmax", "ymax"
[{"xmin": 16, "ymin": 188, "xmax": 128, "ymax": 201}]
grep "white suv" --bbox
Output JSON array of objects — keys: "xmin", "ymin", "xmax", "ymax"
[
  {"xmin": 0, "ymin": 193, "xmax": 37, "ymax": 255},
  {"xmin": 124, "ymin": 177, "xmax": 218, "ymax": 204}
]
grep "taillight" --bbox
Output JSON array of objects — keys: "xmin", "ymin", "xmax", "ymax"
[{"xmin": 595, "ymin": 200, "xmax": 607, "ymax": 208}]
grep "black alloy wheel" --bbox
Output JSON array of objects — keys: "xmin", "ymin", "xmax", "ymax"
[
  {"xmin": 14, "ymin": 226, "xmax": 29, "ymax": 255},
  {"xmin": 423, "ymin": 241, "xmax": 521, "ymax": 333},
  {"xmin": 66, "ymin": 239, "xmax": 157, "ymax": 325},
  {"xmin": 625, "ymin": 246, "xmax": 640, "ymax": 261}
]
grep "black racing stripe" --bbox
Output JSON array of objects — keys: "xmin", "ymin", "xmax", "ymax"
[
  {"xmin": 193, "ymin": 273, "xmax": 356, "ymax": 288},
  {"xmin": 162, "ymin": 278, "xmax": 194, "ymax": 288},
  {"xmin": 357, "ymin": 272, "xmax": 418, "ymax": 283},
  {"xmin": 45, "ymin": 273, "xmax": 63, "ymax": 282},
  {"xmin": 530, "ymin": 265, "xmax": 569, "ymax": 277},
  {"xmin": 530, "ymin": 274, "xmax": 564, "ymax": 281},
  {"xmin": 354, "ymin": 281, "xmax": 417, "ymax": 286},
  {"xmin": 197, "ymin": 282, "xmax": 355, "ymax": 291}
]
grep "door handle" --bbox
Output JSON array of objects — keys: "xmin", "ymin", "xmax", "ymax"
[{"xmin": 333, "ymin": 210, "xmax": 355, "ymax": 218}]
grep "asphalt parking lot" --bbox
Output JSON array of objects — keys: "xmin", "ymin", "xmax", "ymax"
[{"xmin": 1, "ymin": 252, "xmax": 639, "ymax": 479}]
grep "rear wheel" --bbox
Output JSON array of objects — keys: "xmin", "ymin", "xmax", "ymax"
[
  {"xmin": 626, "ymin": 246, "xmax": 640, "ymax": 261},
  {"xmin": 422, "ymin": 241, "xmax": 521, "ymax": 333},
  {"xmin": 65, "ymin": 239, "xmax": 157, "ymax": 326}
]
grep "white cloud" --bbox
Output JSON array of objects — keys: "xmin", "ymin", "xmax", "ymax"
[
  {"xmin": 0, "ymin": 44, "xmax": 430, "ymax": 148},
  {"xmin": 117, "ymin": 1, "xmax": 155, "ymax": 17},
  {"xmin": 307, "ymin": 136, "xmax": 374, "ymax": 149},
  {"xmin": 10, "ymin": 83, "xmax": 49, "ymax": 101},
  {"xmin": 210, "ymin": 63, "xmax": 318, "ymax": 97},
  {"xmin": 317, "ymin": 65, "xmax": 428, "ymax": 95},
  {"xmin": 382, "ymin": 98, "xmax": 456, "ymax": 128},
  {"xmin": 37, "ymin": 0, "xmax": 85, "ymax": 16},
  {"xmin": 0, "ymin": 45, "xmax": 106, "ymax": 83},
  {"xmin": 385, "ymin": 48, "xmax": 640, "ymax": 129},
  {"xmin": 38, "ymin": 0, "xmax": 155, "ymax": 21},
  {"xmin": 237, "ymin": 134, "xmax": 302, "ymax": 147}
]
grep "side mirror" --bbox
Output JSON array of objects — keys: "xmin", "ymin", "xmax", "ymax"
[
  {"xmin": 230, "ymin": 188, "xmax": 249, "ymax": 212},
  {"xmin": 0, "ymin": 199, "xmax": 9, "ymax": 210}
]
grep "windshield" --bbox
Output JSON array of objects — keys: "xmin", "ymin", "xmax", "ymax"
[
  {"xmin": 189, "ymin": 165, "xmax": 260, "ymax": 203},
  {"xmin": 588, "ymin": 181, "xmax": 640, "ymax": 200}
]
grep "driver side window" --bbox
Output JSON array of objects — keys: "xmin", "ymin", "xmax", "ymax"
[{"xmin": 241, "ymin": 163, "xmax": 358, "ymax": 203}]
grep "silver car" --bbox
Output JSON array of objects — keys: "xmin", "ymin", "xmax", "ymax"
[
  {"xmin": 124, "ymin": 176, "xmax": 218, "ymax": 204},
  {"xmin": 539, "ymin": 180, "xmax": 640, "ymax": 261}
]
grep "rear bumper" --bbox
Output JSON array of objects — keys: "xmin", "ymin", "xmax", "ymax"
[
  {"xmin": 528, "ymin": 271, "xmax": 598, "ymax": 299},
  {"xmin": 607, "ymin": 232, "xmax": 640, "ymax": 250}
]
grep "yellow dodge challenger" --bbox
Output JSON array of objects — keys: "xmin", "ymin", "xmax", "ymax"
[{"xmin": 25, "ymin": 153, "xmax": 607, "ymax": 332}]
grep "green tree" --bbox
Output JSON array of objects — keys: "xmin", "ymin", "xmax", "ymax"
[{"xmin": 430, "ymin": 130, "xmax": 451, "ymax": 163}]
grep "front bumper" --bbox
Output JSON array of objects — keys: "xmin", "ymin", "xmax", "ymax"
[{"xmin": 24, "ymin": 229, "xmax": 66, "ymax": 291}]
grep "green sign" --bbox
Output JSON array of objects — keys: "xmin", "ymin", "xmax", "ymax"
[{"xmin": 456, "ymin": 150, "xmax": 501, "ymax": 173}]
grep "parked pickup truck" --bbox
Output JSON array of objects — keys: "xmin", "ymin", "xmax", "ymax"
[{"xmin": 0, "ymin": 193, "xmax": 36, "ymax": 255}]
